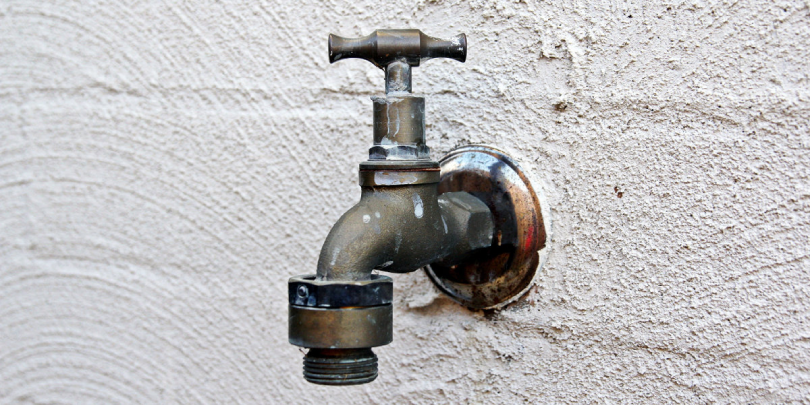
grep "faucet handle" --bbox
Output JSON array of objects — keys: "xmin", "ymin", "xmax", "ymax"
[{"xmin": 328, "ymin": 29, "xmax": 467, "ymax": 69}]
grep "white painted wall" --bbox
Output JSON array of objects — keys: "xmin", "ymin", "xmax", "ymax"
[{"xmin": 2, "ymin": 0, "xmax": 809, "ymax": 403}]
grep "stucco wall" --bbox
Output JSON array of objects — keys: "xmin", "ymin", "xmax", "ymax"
[{"xmin": 2, "ymin": 0, "xmax": 809, "ymax": 403}]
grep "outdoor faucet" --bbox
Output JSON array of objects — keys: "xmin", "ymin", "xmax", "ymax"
[{"xmin": 288, "ymin": 29, "xmax": 547, "ymax": 385}]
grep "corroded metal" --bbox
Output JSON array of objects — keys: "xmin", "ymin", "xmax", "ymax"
[
  {"xmin": 315, "ymin": 184, "xmax": 494, "ymax": 281},
  {"xmin": 303, "ymin": 349, "xmax": 378, "ymax": 385},
  {"xmin": 372, "ymin": 95, "xmax": 424, "ymax": 145},
  {"xmin": 370, "ymin": 95, "xmax": 427, "ymax": 160},
  {"xmin": 359, "ymin": 160, "xmax": 439, "ymax": 171},
  {"xmin": 358, "ymin": 160, "xmax": 440, "ymax": 187},
  {"xmin": 329, "ymin": 29, "xmax": 466, "ymax": 164},
  {"xmin": 328, "ymin": 29, "xmax": 466, "ymax": 69},
  {"xmin": 289, "ymin": 274, "xmax": 392, "ymax": 308},
  {"xmin": 358, "ymin": 169, "xmax": 440, "ymax": 186},
  {"xmin": 384, "ymin": 60, "xmax": 412, "ymax": 93},
  {"xmin": 425, "ymin": 145, "xmax": 547, "ymax": 309},
  {"xmin": 289, "ymin": 305, "xmax": 393, "ymax": 349}
]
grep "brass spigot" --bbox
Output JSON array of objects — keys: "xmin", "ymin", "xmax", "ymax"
[{"xmin": 288, "ymin": 30, "xmax": 546, "ymax": 385}]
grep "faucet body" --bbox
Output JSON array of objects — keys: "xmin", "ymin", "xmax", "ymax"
[{"xmin": 288, "ymin": 29, "xmax": 494, "ymax": 385}]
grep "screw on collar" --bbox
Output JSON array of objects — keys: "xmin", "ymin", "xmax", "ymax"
[{"xmin": 328, "ymin": 29, "xmax": 467, "ymax": 93}]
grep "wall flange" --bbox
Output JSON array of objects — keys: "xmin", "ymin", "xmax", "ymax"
[{"xmin": 425, "ymin": 145, "xmax": 546, "ymax": 310}]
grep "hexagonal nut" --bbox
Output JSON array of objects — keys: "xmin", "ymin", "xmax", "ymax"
[
  {"xmin": 440, "ymin": 192, "xmax": 494, "ymax": 249},
  {"xmin": 369, "ymin": 144, "xmax": 430, "ymax": 160}
]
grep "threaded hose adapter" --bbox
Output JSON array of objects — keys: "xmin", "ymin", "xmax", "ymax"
[
  {"xmin": 303, "ymin": 348, "xmax": 378, "ymax": 385},
  {"xmin": 289, "ymin": 275, "xmax": 392, "ymax": 385}
]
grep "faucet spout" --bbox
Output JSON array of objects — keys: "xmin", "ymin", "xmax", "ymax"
[{"xmin": 316, "ymin": 183, "xmax": 493, "ymax": 282}]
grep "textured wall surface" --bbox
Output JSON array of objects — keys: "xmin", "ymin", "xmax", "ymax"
[{"xmin": 2, "ymin": 0, "xmax": 809, "ymax": 403}]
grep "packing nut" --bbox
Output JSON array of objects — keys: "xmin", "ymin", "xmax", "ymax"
[{"xmin": 441, "ymin": 192, "xmax": 495, "ymax": 251}]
